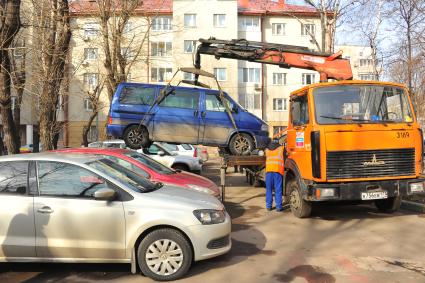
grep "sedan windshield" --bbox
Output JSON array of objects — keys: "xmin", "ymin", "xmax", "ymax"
[
  {"xmin": 313, "ymin": 85, "xmax": 413, "ymax": 124},
  {"xmin": 87, "ymin": 159, "xmax": 162, "ymax": 192},
  {"xmin": 124, "ymin": 151, "xmax": 175, "ymax": 175}
]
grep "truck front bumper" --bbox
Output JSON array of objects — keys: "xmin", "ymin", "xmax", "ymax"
[{"xmin": 304, "ymin": 178, "xmax": 425, "ymax": 201}]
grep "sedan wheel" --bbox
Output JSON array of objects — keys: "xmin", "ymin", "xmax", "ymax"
[{"xmin": 138, "ymin": 228, "xmax": 192, "ymax": 281}]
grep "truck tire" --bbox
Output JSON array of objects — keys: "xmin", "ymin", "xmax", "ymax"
[
  {"xmin": 124, "ymin": 125, "xmax": 150, "ymax": 149},
  {"xmin": 374, "ymin": 196, "xmax": 401, "ymax": 213},
  {"xmin": 229, "ymin": 133, "xmax": 254, "ymax": 156},
  {"xmin": 288, "ymin": 179, "xmax": 312, "ymax": 218},
  {"xmin": 137, "ymin": 228, "xmax": 193, "ymax": 281}
]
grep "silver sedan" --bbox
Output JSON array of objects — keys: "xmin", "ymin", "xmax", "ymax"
[{"xmin": 0, "ymin": 153, "xmax": 231, "ymax": 281}]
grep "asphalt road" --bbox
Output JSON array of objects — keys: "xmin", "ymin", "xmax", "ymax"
[{"xmin": 1, "ymin": 161, "xmax": 425, "ymax": 283}]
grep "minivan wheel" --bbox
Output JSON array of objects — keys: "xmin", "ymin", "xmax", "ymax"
[
  {"xmin": 138, "ymin": 228, "xmax": 193, "ymax": 281},
  {"xmin": 288, "ymin": 179, "xmax": 312, "ymax": 218},
  {"xmin": 229, "ymin": 133, "xmax": 254, "ymax": 155},
  {"xmin": 375, "ymin": 196, "xmax": 401, "ymax": 213},
  {"xmin": 124, "ymin": 125, "xmax": 150, "ymax": 149}
]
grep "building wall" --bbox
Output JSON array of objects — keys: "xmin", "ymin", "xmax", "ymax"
[{"xmin": 335, "ymin": 45, "xmax": 378, "ymax": 80}]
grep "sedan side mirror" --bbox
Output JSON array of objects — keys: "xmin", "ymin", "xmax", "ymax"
[
  {"xmin": 157, "ymin": 150, "xmax": 165, "ymax": 156},
  {"xmin": 94, "ymin": 188, "xmax": 116, "ymax": 201}
]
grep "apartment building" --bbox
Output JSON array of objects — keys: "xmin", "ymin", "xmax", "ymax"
[
  {"xmin": 60, "ymin": 0, "xmax": 327, "ymax": 146},
  {"xmin": 336, "ymin": 45, "xmax": 379, "ymax": 81}
]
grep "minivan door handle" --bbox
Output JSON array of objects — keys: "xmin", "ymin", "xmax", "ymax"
[{"xmin": 37, "ymin": 206, "xmax": 54, "ymax": 214}]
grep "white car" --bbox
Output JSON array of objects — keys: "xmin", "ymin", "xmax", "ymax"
[
  {"xmin": 160, "ymin": 143, "xmax": 209, "ymax": 163},
  {"xmin": 139, "ymin": 143, "xmax": 203, "ymax": 173},
  {"xmin": 88, "ymin": 140, "xmax": 126, "ymax": 149}
]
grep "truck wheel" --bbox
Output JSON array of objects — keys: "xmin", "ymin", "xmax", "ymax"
[
  {"xmin": 229, "ymin": 133, "xmax": 254, "ymax": 156},
  {"xmin": 138, "ymin": 228, "xmax": 192, "ymax": 281},
  {"xmin": 124, "ymin": 125, "xmax": 150, "ymax": 149},
  {"xmin": 288, "ymin": 179, "xmax": 312, "ymax": 218},
  {"xmin": 374, "ymin": 196, "xmax": 401, "ymax": 213}
]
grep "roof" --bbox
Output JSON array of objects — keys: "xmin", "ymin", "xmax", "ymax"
[
  {"xmin": 0, "ymin": 152, "xmax": 103, "ymax": 164},
  {"xmin": 69, "ymin": 0, "xmax": 319, "ymax": 17}
]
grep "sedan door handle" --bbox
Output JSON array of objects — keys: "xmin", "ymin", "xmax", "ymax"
[{"xmin": 37, "ymin": 206, "xmax": 54, "ymax": 214}]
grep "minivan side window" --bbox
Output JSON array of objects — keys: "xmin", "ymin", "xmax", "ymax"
[
  {"xmin": 291, "ymin": 95, "xmax": 309, "ymax": 126},
  {"xmin": 119, "ymin": 86, "xmax": 156, "ymax": 105},
  {"xmin": 159, "ymin": 89, "xmax": 199, "ymax": 109},
  {"xmin": 205, "ymin": 93, "xmax": 226, "ymax": 112},
  {"xmin": 0, "ymin": 161, "xmax": 28, "ymax": 195},
  {"xmin": 38, "ymin": 161, "xmax": 108, "ymax": 198}
]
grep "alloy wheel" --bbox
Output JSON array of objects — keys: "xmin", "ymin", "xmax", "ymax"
[{"xmin": 234, "ymin": 135, "xmax": 250, "ymax": 153}]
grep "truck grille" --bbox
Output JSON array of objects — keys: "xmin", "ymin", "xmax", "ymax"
[{"xmin": 326, "ymin": 148, "xmax": 415, "ymax": 180}]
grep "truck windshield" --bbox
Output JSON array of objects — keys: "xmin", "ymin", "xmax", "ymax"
[{"xmin": 313, "ymin": 85, "xmax": 413, "ymax": 124}]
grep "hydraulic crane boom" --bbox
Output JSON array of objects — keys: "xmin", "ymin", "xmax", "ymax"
[{"xmin": 194, "ymin": 38, "xmax": 353, "ymax": 82}]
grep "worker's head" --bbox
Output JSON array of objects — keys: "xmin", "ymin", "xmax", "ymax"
[{"xmin": 267, "ymin": 140, "xmax": 280, "ymax": 150}]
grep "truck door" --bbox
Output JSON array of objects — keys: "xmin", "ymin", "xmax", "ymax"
[{"xmin": 154, "ymin": 88, "xmax": 201, "ymax": 144}]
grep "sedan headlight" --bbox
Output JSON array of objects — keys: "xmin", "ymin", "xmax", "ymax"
[
  {"xmin": 187, "ymin": 184, "xmax": 215, "ymax": 195},
  {"xmin": 193, "ymin": 209, "xmax": 226, "ymax": 225},
  {"xmin": 261, "ymin": 124, "xmax": 268, "ymax": 132}
]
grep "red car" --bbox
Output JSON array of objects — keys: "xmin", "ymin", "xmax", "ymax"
[{"xmin": 53, "ymin": 148, "xmax": 220, "ymax": 198}]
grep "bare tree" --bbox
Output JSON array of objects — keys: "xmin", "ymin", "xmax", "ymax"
[
  {"xmin": 82, "ymin": 80, "xmax": 105, "ymax": 147},
  {"xmin": 31, "ymin": 0, "xmax": 72, "ymax": 150},
  {"xmin": 0, "ymin": 0, "xmax": 21, "ymax": 154}
]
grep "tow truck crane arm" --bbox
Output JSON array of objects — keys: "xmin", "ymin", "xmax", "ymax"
[{"xmin": 194, "ymin": 38, "xmax": 353, "ymax": 82}]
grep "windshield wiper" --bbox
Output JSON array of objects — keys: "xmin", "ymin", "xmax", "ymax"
[{"xmin": 319, "ymin": 115, "xmax": 371, "ymax": 122}]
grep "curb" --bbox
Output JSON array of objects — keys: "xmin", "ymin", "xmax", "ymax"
[{"xmin": 401, "ymin": 200, "xmax": 425, "ymax": 213}]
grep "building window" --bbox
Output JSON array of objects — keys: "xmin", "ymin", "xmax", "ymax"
[
  {"xmin": 359, "ymin": 73, "xmax": 376, "ymax": 80},
  {"xmin": 302, "ymin": 73, "xmax": 316, "ymax": 85},
  {"xmin": 57, "ymin": 95, "xmax": 63, "ymax": 110},
  {"xmin": 272, "ymin": 23, "xmax": 285, "ymax": 35},
  {"xmin": 151, "ymin": 42, "xmax": 172, "ymax": 57},
  {"xmin": 273, "ymin": 126, "xmax": 287, "ymax": 136},
  {"xmin": 13, "ymin": 38, "xmax": 25, "ymax": 59},
  {"xmin": 238, "ymin": 92, "xmax": 261, "ymax": 110},
  {"xmin": 184, "ymin": 40, "xmax": 196, "ymax": 53},
  {"xmin": 273, "ymin": 73, "xmax": 286, "ymax": 85},
  {"xmin": 301, "ymin": 23, "xmax": 315, "ymax": 36},
  {"xmin": 214, "ymin": 68, "xmax": 227, "ymax": 81},
  {"xmin": 83, "ymin": 73, "xmax": 99, "ymax": 89},
  {"xmin": 239, "ymin": 17, "xmax": 260, "ymax": 31},
  {"xmin": 84, "ymin": 98, "xmax": 93, "ymax": 111},
  {"xmin": 213, "ymin": 14, "xmax": 226, "ymax": 27},
  {"xmin": 84, "ymin": 48, "xmax": 98, "ymax": 60},
  {"xmin": 121, "ymin": 47, "xmax": 135, "ymax": 60},
  {"xmin": 184, "ymin": 14, "xmax": 197, "ymax": 28},
  {"xmin": 83, "ymin": 23, "xmax": 100, "ymax": 38},
  {"xmin": 273, "ymin": 98, "xmax": 287, "ymax": 111},
  {"xmin": 238, "ymin": 68, "xmax": 260, "ymax": 83},
  {"xmin": 123, "ymin": 22, "xmax": 132, "ymax": 33},
  {"xmin": 183, "ymin": 72, "xmax": 195, "ymax": 81},
  {"xmin": 359, "ymin": 59, "xmax": 373, "ymax": 66},
  {"xmin": 152, "ymin": 17, "xmax": 172, "ymax": 31},
  {"xmin": 84, "ymin": 126, "xmax": 98, "ymax": 142},
  {"xmin": 151, "ymin": 67, "xmax": 173, "ymax": 82}
]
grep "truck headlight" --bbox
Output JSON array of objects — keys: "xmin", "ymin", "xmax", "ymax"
[
  {"xmin": 261, "ymin": 124, "xmax": 268, "ymax": 132},
  {"xmin": 409, "ymin": 182, "xmax": 425, "ymax": 193},
  {"xmin": 193, "ymin": 209, "xmax": 225, "ymax": 225},
  {"xmin": 187, "ymin": 184, "xmax": 215, "ymax": 195}
]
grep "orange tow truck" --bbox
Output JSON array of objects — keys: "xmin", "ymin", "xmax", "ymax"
[{"xmin": 196, "ymin": 38, "xmax": 425, "ymax": 217}]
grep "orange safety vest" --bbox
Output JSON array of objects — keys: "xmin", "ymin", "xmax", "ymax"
[{"xmin": 265, "ymin": 146, "xmax": 284, "ymax": 175}]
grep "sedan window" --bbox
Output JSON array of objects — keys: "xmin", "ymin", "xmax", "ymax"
[
  {"xmin": 0, "ymin": 161, "xmax": 28, "ymax": 195},
  {"xmin": 37, "ymin": 161, "xmax": 108, "ymax": 198}
]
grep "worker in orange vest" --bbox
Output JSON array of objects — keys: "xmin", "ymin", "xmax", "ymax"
[{"xmin": 265, "ymin": 140, "xmax": 284, "ymax": 211}]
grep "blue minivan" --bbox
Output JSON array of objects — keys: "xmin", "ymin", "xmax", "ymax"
[{"xmin": 107, "ymin": 83, "xmax": 270, "ymax": 155}]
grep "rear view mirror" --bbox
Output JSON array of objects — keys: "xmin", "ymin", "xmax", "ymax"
[
  {"xmin": 94, "ymin": 188, "xmax": 116, "ymax": 201},
  {"xmin": 158, "ymin": 150, "xmax": 165, "ymax": 156},
  {"xmin": 232, "ymin": 105, "xmax": 239, "ymax": 114}
]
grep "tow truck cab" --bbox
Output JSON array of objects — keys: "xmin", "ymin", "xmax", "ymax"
[{"xmin": 284, "ymin": 80, "xmax": 425, "ymax": 217}]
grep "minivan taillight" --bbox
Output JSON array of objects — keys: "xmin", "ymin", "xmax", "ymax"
[
  {"xmin": 194, "ymin": 148, "xmax": 198, "ymax": 157},
  {"xmin": 107, "ymin": 116, "xmax": 113, "ymax": 125}
]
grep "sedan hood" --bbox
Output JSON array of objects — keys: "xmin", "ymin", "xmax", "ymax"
[
  {"xmin": 140, "ymin": 185, "xmax": 223, "ymax": 210},
  {"xmin": 172, "ymin": 171, "xmax": 219, "ymax": 192}
]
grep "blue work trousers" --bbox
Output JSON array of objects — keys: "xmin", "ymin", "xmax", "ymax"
[{"xmin": 265, "ymin": 172, "xmax": 283, "ymax": 209}]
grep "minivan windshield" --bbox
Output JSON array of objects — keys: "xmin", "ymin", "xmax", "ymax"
[
  {"xmin": 87, "ymin": 159, "xmax": 162, "ymax": 192},
  {"xmin": 123, "ymin": 151, "xmax": 175, "ymax": 175},
  {"xmin": 313, "ymin": 85, "xmax": 413, "ymax": 124}
]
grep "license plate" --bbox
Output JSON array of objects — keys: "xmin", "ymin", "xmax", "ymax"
[{"xmin": 361, "ymin": 191, "xmax": 388, "ymax": 200}]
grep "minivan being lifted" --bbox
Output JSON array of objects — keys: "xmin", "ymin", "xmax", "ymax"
[{"xmin": 107, "ymin": 68, "xmax": 270, "ymax": 155}]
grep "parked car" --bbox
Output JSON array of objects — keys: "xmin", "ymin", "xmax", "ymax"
[
  {"xmin": 0, "ymin": 153, "xmax": 231, "ymax": 281},
  {"xmin": 88, "ymin": 139, "xmax": 126, "ymax": 149},
  {"xmin": 160, "ymin": 142, "xmax": 209, "ymax": 163},
  {"xmin": 53, "ymin": 147, "xmax": 220, "ymax": 198},
  {"xmin": 106, "ymin": 82, "xmax": 270, "ymax": 155},
  {"xmin": 139, "ymin": 142, "xmax": 203, "ymax": 173}
]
